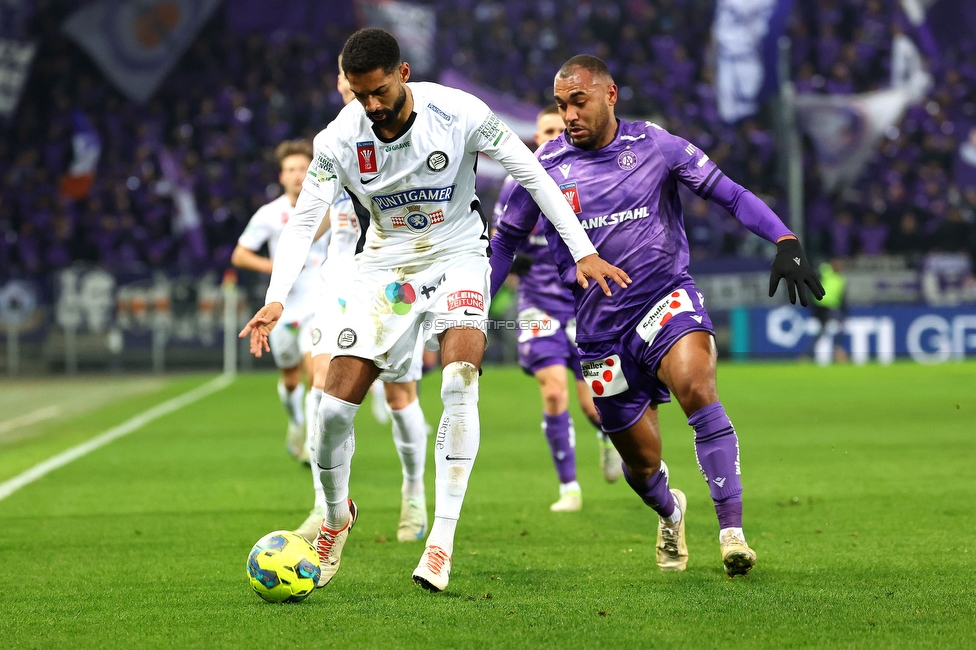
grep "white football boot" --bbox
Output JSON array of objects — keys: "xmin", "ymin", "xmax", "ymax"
[
  {"xmin": 412, "ymin": 545, "xmax": 452, "ymax": 592},
  {"xmin": 315, "ymin": 499, "xmax": 358, "ymax": 587},
  {"xmin": 720, "ymin": 528, "xmax": 757, "ymax": 577},
  {"xmin": 656, "ymin": 489, "xmax": 688, "ymax": 572},
  {"xmin": 599, "ymin": 435, "xmax": 623, "ymax": 483},
  {"xmin": 286, "ymin": 421, "xmax": 309, "ymax": 463},
  {"xmin": 293, "ymin": 505, "xmax": 325, "ymax": 545},
  {"xmin": 550, "ymin": 483, "xmax": 582, "ymax": 512},
  {"xmin": 397, "ymin": 495, "xmax": 428, "ymax": 542}
]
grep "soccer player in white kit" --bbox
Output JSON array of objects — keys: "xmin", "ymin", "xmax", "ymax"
[
  {"xmin": 231, "ymin": 140, "xmax": 328, "ymax": 462},
  {"xmin": 292, "ymin": 61, "xmax": 431, "ymax": 546},
  {"xmin": 241, "ymin": 28, "xmax": 629, "ymax": 593}
]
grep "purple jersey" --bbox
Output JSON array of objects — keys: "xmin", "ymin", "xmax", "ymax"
[
  {"xmin": 494, "ymin": 175, "xmax": 576, "ymax": 320},
  {"xmin": 496, "ymin": 120, "xmax": 792, "ymax": 343}
]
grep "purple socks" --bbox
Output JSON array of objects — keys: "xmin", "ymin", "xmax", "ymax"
[
  {"xmin": 689, "ymin": 401, "xmax": 743, "ymax": 529},
  {"xmin": 542, "ymin": 411, "xmax": 577, "ymax": 484},
  {"xmin": 623, "ymin": 464, "xmax": 676, "ymax": 518}
]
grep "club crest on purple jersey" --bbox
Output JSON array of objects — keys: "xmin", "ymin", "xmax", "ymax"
[{"xmin": 617, "ymin": 149, "xmax": 639, "ymax": 171}]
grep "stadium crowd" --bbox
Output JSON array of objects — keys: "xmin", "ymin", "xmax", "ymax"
[{"xmin": 2, "ymin": 0, "xmax": 975, "ymax": 284}]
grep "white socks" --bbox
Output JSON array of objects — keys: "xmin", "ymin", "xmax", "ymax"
[
  {"xmin": 277, "ymin": 380, "xmax": 305, "ymax": 427},
  {"xmin": 426, "ymin": 362, "xmax": 480, "ymax": 557},
  {"xmin": 315, "ymin": 393, "xmax": 358, "ymax": 530},
  {"xmin": 306, "ymin": 387, "xmax": 325, "ymax": 509},
  {"xmin": 390, "ymin": 398, "xmax": 428, "ymax": 499}
]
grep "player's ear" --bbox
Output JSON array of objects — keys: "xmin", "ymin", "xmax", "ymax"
[
  {"xmin": 606, "ymin": 83, "xmax": 618, "ymax": 107},
  {"xmin": 399, "ymin": 62, "xmax": 410, "ymax": 83}
]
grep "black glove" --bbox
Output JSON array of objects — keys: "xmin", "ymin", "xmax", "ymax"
[
  {"xmin": 510, "ymin": 252, "xmax": 535, "ymax": 277},
  {"xmin": 768, "ymin": 238, "xmax": 825, "ymax": 307}
]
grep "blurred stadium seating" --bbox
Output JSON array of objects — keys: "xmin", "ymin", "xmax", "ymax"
[{"xmin": 1, "ymin": 0, "xmax": 974, "ymax": 372}]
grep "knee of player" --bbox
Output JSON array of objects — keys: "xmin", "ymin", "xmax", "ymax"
[
  {"xmin": 540, "ymin": 386, "xmax": 568, "ymax": 413},
  {"xmin": 624, "ymin": 456, "xmax": 662, "ymax": 482},
  {"xmin": 674, "ymin": 378, "xmax": 718, "ymax": 413},
  {"xmin": 441, "ymin": 361, "xmax": 479, "ymax": 401}
]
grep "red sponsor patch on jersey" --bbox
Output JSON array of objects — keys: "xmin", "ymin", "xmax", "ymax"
[
  {"xmin": 356, "ymin": 141, "xmax": 378, "ymax": 173},
  {"xmin": 559, "ymin": 181, "xmax": 582, "ymax": 214},
  {"xmin": 447, "ymin": 290, "xmax": 484, "ymax": 311}
]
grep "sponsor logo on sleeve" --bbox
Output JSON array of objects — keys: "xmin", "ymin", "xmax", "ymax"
[
  {"xmin": 446, "ymin": 290, "xmax": 484, "ymax": 312},
  {"xmin": 477, "ymin": 112, "xmax": 512, "ymax": 147},
  {"xmin": 371, "ymin": 185, "xmax": 456, "ymax": 211},
  {"xmin": 582, "ymin": 355, "xmax": 629, "ymax": 397},
  {"xmin": 306, "ymin": 153, "xmax": 338, "ymax": 187},
  {"xmin": 617, "ymin": 149, "xmax": 639, "ymax": 170},
  {"xmin": 559, "ymin": 181, "xmax": 582, "ymax": 214},
  {"xmin": 697, "ymin": 154, "xmax": 710, "ymax": 168},
  {"xmin": 356, "ymin": 141, "xmax": 377, "ymax": 173},
  {"xmin": 635, "ymin": 288, "xmax": 698, "ymax": 345}
]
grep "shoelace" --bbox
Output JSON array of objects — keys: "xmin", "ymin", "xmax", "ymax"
[
  {"xmin": 423, "ymin": 546, "xmax": 450, "ymax": 574},
  {"xmin": 660, "ymin": 524, "xmax": 680, "ymax": 556},
  {"xmin": 316, "ymin": 523, "xmax": 346, "ymax": 565}
]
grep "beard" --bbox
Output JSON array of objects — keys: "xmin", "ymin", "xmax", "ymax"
[
  {"xmin": 366, "ymin": 86, "xmax": 408, "ymax": 125},
  {"xmin": 566, "ymin": 104, "xmax": 611, "ymax": 150}
]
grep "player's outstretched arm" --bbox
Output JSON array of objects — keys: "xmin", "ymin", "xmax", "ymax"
[
  {"xmin": 575, "ymin": 253, "xmax": 631, "ymax": 297},
  {"xmin": 239, "ymin": 302, "xmax": 283, "ymax": 358},
  {"xmin": 768, "ymin": 236, "xmax": 825, "ymax": 307}
]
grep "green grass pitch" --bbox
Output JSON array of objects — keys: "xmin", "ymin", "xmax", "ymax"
[{"xmin": 1, "ymin": 362, "xmax": 974, "ymax": 648}]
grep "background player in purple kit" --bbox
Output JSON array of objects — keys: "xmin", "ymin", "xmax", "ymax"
[
  {"xmin": 489, "ymin": 55, "xmax": 823, "ymax": 577},
  {"xmin": 493, "ymin": 105, "xmax": 623, "ymax": 513}
]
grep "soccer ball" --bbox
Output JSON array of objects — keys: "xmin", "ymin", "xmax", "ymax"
[{"xmin": 246, "ymin": 530, "xmax": 321, "ymax": 603}]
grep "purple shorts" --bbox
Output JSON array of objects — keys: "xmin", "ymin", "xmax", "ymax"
[
  {"xmin": 578, "ymin": 284, "xmax": 713, "ymax": 433},
  {"xmin": 517, "ymin": 309, "xmax": 583, "ymax": 381}
]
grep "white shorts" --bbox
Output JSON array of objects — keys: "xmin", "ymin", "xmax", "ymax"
[
  {"xmin": 310, "ymin": 298, "xmax": 425, "ymax": 383},
  {"xmin": 327, "ymin": 255, "xmax": 490, "ymax": 382},
  {"xmin": 269, "ymin": 312, "xmax": 314, "ymax": 369}
]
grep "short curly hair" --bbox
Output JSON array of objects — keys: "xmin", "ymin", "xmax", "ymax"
[{"xmin": 340, "ymin": 28, "xmax": 401, "ymax": 76}]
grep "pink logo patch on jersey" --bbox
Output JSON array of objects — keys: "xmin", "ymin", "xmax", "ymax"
[
  {"xmin": 357, "ymin": 141, "xmax": 377, "ymax": 173},
  {"xmin": 447, "ymin": 290, "xmax": 484, "ymax": 311},
  {"xmin": 559, "ymin": 181, "xmax": 582, "ymax": 214},
  {"xmin": 582, "ymin": 355, "xmax": 629, "ymax": 397},
  {"xmin": 635, "ymin": 288, "xmax": 697, "ymax": 345}
]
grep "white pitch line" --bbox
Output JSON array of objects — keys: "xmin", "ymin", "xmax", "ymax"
[
  {"xmin": 0, "ymin": 374, "xmax": 233, "ymax": 503},
  {"xmin": 0, "ymin": 406, "xmax": 62, "ymax": 435}
]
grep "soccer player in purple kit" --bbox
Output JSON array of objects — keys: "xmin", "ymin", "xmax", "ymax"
[
  {"xmin": 493, "ymin": 105, "xmax": 623, "ymax": 513},
  {"xmin": 490, "ymin": 55, "xmax": 823, "ymax": 577}
]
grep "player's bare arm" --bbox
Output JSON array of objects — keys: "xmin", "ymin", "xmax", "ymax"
[{"xmin": 230, "ymin": 244, "xmax": 274, "ymax": 275}]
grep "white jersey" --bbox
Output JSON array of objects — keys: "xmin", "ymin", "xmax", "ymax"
[
  {"xmin": 324, "ymin": 190, "xmax": 360, "ymax": 268},
  {"xmin": 238, "ymin": 193, "xmax": 328, "ymax": 320},
  {"xmin": 266, "ymin": 81, "xmax": 597, "ymax": 307}
]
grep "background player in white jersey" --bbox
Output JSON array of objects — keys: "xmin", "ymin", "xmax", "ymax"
[
  {"xmin": 492, "ymin": 106, "xmax": 623, "ymax": 513},
  {"xmin": 294, "ymin": 60, "xmax": 431, "ymax": 546},
  {"xmin": 241, "ymin": 28, "xmax": 629, "ymax": 593},
  {"xmin": 232, "ymin": 140, "xmax": 328, "ymax": 462}
]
